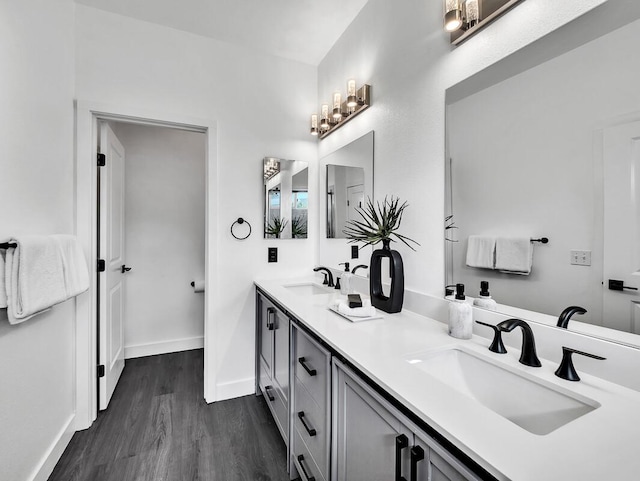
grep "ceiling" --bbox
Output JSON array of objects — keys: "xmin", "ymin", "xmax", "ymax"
[{"xmin": 74, "ymin": 0, "xmax": 370, "ymax": 65}]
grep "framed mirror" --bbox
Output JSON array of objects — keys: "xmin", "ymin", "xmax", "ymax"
[
  {"xmin": 445, "ymin": 2, "xmax": 640, "ymax": 345},
  {"xmin": 319, "ymin": 131, "xmax": 374, "ymax": 269},
  {"xmin": 263, "ymin": 157, "xmax": 308, "ymax": 239}
]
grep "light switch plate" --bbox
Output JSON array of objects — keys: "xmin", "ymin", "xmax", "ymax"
[
  {"xmin": 570, "ymin": 250, "xmax": 591, "ymax": 266},
  {"xmin": 268, "ymin": 247, "xmax": 278, "ymax": 263}
]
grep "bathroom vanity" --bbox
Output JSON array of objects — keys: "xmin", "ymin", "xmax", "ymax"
[{"xmin": 255, "ymin": 277, "xmax": 640, "ymax": 481}]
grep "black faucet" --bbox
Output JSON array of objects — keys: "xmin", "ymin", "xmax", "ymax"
[
  {"xmin": 557, "ymin": 306, "xmax": 587, "ymax": 328},
  {"xmin": 496, "ymin": 318, "xmax": 542, "ymax": 367},
  {"xmin": 555, "ymin": 346, "xmax": 605, "ymax": 381},
  {"xmin": 352, "ymin": 264, "xmax": 368, "ymax": 275},
  {"xmin": 313, "ymin": 267, "xmax": 334, "ymax": 287}
]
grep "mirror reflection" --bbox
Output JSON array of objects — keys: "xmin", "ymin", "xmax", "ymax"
[
  {"xmin": 319, "ymin": 131, "xmax": 374, "ymax": 270},
  {"xmin": 445, "ymin": 8, "xmax": 640, "ymax": 339},
  {"xmin": 263, "ymin": 157, "xmax": 308, "ymax": 239},
  {"xmin": 326, "ymin": 165, "xmax": 365, "ymax": 238}
]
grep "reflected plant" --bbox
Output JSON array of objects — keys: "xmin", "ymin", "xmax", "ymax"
[
  {"xmin": 291, "ymin": 216, "xmax": 307, "ymax": 238},
  {"xmin": 343, "ymin": 196, "xmax": 420, "ymax": 250},
  {"xmin": 445, "ymin": 214, "xmax": 458, "ymax": 242},
  {"xmin": 266, "ymin": 216, "xmax": 287, "ymax": 238}
]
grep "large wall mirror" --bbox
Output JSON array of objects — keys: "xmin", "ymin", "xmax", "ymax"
[
  {"xmin": 263, "ymin": 157, "xmax": 308, "ymax": 239},
  {"xmin": 320, "ymin": 131, "xmax": 374, "ymax": 269},
  {"xmin": 445, "ymin": 2, "xmax": 640, "ymax": 345}
]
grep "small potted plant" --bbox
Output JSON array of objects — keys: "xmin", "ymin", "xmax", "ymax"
[
  {"xmin": 343, "ymin": 196, "xmax": 419, "ymax": 313},
  {"xmin": 291, "ymin": 216, "xmax": 307, "ymax": 239}
]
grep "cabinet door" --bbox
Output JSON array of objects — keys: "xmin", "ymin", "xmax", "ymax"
[
  {"xmin": 258, "ymin": 294, "xmax": 275, "ymax": 379},
  {"xmin": 413, "ymin": 431, "xmax": 480, "ymax": 481},
  {"xmin": 333, "ymin": 361, "xmax": 412, "ymax": 481},
  {"xmin": 273, "ymin": 309, "xmax": 290, "ymax": 404}
]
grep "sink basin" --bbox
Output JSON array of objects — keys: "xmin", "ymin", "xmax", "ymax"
[
  {"xmin": 284, "ymin": 283, "xmax": 334, "ymax": 295},
  {"xmin": 406, "ymin": 347, "xmax": 600, "ymax": 435}
]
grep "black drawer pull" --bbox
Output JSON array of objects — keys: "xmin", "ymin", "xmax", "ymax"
[
  {"xmin": 266, "ymin": 307, "xmax": 275, "ymax": 330},
  {"xmin": 395, "ymin": 434, "xmax": 409, "ymax": 481},
  {"xmin": 298, "ymin": 357, "xmax": 317, "ymax": 376},
  {"xmin": 410, "ymin": 445, "xmax": 425, "ymax": 481},
  {"xmin": 297, "ymin": 454, "xmax": 316, "ymax": 481},
  {"xmin": 297, "ymin": 411, "xmax": 317, "ymax": 437},
  {"xmin": 264, "ymin": 385, "xmax": 275, "ymax": 402}
]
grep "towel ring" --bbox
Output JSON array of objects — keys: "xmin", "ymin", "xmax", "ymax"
[{"xmin": 231, "ymin": 218, "xmax": 251, "ymax": 240}]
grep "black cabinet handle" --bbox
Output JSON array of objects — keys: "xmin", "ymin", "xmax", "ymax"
[
  {"xmin": 266, "ymin": 307, "xmax": 275, "ymax": 330},
  {"xmin": 121, "ymin": 265, "xmax": 132, "ymax": 273},
  {"xmin": 395, "ymin": 434, "xmax": 409, "ymax": 481},
  {"xmin": 264, "ymin": 385, "xmax": 275, "ymax": 402},
  {"xmin": 298, "ymin": 357, "xmax": 317, "ymax": 376},
  {"xmin": 297, "ymin": 454, "xmax": 316, "ymax": 481},
  {"xmin": 297, "ymin": 411, "xmax": 317, "ymax": 437},
  {"xmin": 410, "ymin": 445, "xmax": 425, "ymax": 481}
]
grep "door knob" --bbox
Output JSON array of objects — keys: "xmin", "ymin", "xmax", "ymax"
[
  {"xmin": 121, "ymin": 265, "xmax": 132, "ymax": 273},
  {"xmin": 608, "ymin": 279, "xmax": 637, "ymax": 291}
]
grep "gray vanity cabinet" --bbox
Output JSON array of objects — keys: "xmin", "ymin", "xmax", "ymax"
[
  {"xmin": 256, "ymin": 292, "xmax": 290, "ymax": 446},
  {"xmin": 291, "ymin": 325, "xmax": 332, "ymax": 481},
  {"xmin": 332, "ymin": 359, "xmax": 480, "ymax": 481}
]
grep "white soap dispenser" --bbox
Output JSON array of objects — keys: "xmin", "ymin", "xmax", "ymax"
[
  {"xmin": 473, "ymin": 281, "xmax": 497, "ymax": 311},
  {"xmin": 339, "ymin": 262, "xmax": 353, "ymax": 295},
  {"xmin": 448, "ymin": 283, "xmax": 473, "ymax": 339}
]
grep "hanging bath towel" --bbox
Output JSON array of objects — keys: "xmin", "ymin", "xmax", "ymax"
[
  {"xmin": 466, "ymin": 235, "xmax": 496, "ymax": 269},
  {"xmin": 4, "ymin": 235, "xmax": 89, "ymax": 324},
  {"xmin": 495, "ymin": 237, "xmax": 533, "ymax": 275}
]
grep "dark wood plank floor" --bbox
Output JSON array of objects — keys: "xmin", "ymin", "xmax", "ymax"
[{"xmin": 49, "ymin": 349, "xmax": 290, "ymax": 481}]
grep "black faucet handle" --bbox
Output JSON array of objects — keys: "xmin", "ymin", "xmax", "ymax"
[
  {"xmin": 555, "ymin": 346, "xmax": 606, "ymax": 382},
  {"xmin": 475, "ymin": 321, "xmax": 507, "ymax": 354}
]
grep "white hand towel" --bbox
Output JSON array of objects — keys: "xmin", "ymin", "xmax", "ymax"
[
  {"xmin": 5, "ymin": 236, "xmax": 67, "ymax": 324},
  {"xmin": 0, "ymin": 248, "xmax": 7, "ymax": 308},
  {"xmin": 495, "ymin": 237, "xmax": 533, "ymax": 275},
  {"xmin": 53, "ymin": 235, "xmax": 89, "ymax": 298},
  {"xmin": 466, "ymin": 235, "xmax": 496, "ymax": 269},
  {"xmin": 336, "ymin": 299, "xmax": 377, "ymax": 318}
]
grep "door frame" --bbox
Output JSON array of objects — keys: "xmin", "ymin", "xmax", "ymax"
[{"xmin": 75, "ymin": 100, "xmax": 218, "ymax": 430}]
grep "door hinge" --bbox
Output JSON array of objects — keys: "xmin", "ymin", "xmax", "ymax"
[
  {"xmin": 97, "ymin": 153, "xmax": 106, "ymax": 167},
  {"xmin": 97, "ymin": 259, "xmax": 106, "ymax": 272},
  {"xmin": 97, "ymin": 365, "xmax": 105, "ymax": 378}
]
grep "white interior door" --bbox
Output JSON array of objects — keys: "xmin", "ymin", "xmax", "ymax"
[
  {"xmin": 603, "ymin": 120, "xmax": 640, "ymax": 334},
  {"xmin": 98, "ymin": 122, "xmax": 126, "ymax": 410}
]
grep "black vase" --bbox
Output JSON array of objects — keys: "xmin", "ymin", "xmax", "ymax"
[{"xmin": 370, "ymin": 239, "xmax": 404, "ymax": 313}]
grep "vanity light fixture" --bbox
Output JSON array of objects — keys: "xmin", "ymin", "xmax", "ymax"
[
  {"xmin": 263, "ymin": 157, "xmax": 280, "ymax": 180},
  {"xmin": 310, "ymin": 80, "xmax": 371, "ymax": 139},
  {"xmin": 446, "ymin": 0, "xmax": 525, "ymax": 45}
]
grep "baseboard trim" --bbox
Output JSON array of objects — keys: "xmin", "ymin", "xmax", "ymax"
[
  {"xmin": 124, "ymin": 336, "xmax": 204, "ymax": 359},
  {"xmin": 30, "ymin": 414, "xmax": 75, "ymax": 481},
  {"xmin": 215, "ymin": 377, "xmax": 255, "ymax": 402}
]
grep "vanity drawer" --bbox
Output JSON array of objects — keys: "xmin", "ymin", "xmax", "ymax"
[
  {"xmin": 295, "ymin": 328, "xmax": 331, "ymax": 405},
  {"xmin": 261, "ymin": 383, "xmax": 289, "ymax": 444},
  {"xmin": 293, "ymin": 428, "xmax": 326, "ymax": 481},
  {"xmin": 294, "ymin": 378, "xmax": 329, "ymax": 479}
]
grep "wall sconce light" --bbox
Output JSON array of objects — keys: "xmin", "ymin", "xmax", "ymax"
[
  {"xmin": 444, "ymin": 0, "xmax": 463, "ymax": 32},
  {"xmin": 445, "ymin": 0, "xmax": 525, "ymax": 45},
  {"xmin": 263, "ymin": 158, "xmax": 280, "ymax": 180},
  {"xmin": 310, "ymin": 80, "xmax": 371, "ymax": 139}
]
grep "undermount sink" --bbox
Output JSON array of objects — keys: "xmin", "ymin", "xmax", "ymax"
[
  {"xmin": 406, "ymin": 347, "xmax": 600, "ymax": 435},
  {"xmin": 284, "ymin": 283, "xmax": 334, "ymax": 295}
]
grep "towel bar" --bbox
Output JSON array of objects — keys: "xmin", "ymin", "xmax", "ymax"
[
  {"xmin": 0, "ymin": 242, "xmax": 17, "ymax": 249},
  {"xmin": 531, "ymin": 238, "xmax": 549, "ymax": 244}
]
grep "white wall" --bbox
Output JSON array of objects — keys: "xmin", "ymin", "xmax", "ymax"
[
  {"xmin": 111, "ymin": 122, "xmax": 206, "ymax": 358},
  {"xmin": 317, "ymin": 0, "xmax": 610, "ymax": 297},
  {"xmin": 448, "ymin": 18, "xmax": 640, "ymax": 323},
  {"xmin": 75, "ymin": 5, "xmax": 318, "ymax": 400},
  {"xmin": 0, "ymin": 1, "xmax": 77, "ymax": 480}
]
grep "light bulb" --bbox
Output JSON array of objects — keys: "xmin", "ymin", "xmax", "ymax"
[
  {"xmin": 310, "ymin": 114, "xmax": 318, "ymax": 135},
  {"xmin": 347, "ymin": 79, "xmax": 357, "ymax": 107},
  {"xmin": 333, "ymin": 92, "xmax": 342, "ymax": 119},
  {"xmin": 464, "ymin": 0, "xmax": 479, "ymax": 28},
  {"xmin": 320, "ymin": 104, "xmax": 330, "ymax": 129},
  {"xmin": 444, "ymin": 0, "xmax": 462, "ymax": 32}
]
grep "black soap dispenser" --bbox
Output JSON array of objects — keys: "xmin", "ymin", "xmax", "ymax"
[{"xmin": 473, "ymin": 281, "xmax": 497, "ymax": 311}]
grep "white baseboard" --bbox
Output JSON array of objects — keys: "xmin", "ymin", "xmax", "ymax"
[
  {"xmin": 124, "ymin": 336, "xmax": 204, "ymax": 359},
  {"xmin": 214, "ymin": 377, "xmax": 255, "ymax": 402},
  {"xmin": 30, "ymin": 414, "xmax": 75, "ymax": 481}
]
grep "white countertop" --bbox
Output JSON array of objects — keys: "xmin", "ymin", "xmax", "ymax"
[{"xmin": 255, "ymin": 276, "xmax": 640, "ymax": 481}]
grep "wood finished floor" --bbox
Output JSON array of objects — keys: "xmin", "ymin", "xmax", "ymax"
[{"xmin": 49, "ymin": 349, "xmax": 290, "ymax": 481}]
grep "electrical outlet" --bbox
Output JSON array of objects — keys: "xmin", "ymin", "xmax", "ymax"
[
  {"xmin": 570, "ymin": 250, "xmax": 591, "ymax": 266},
  {"xmin": 268, "ymin": 247, "xmax": 278, "ymax": 263},
  {"xmin": 351, "ymin": 245, "xmax": 359, "ymax": 259}
]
